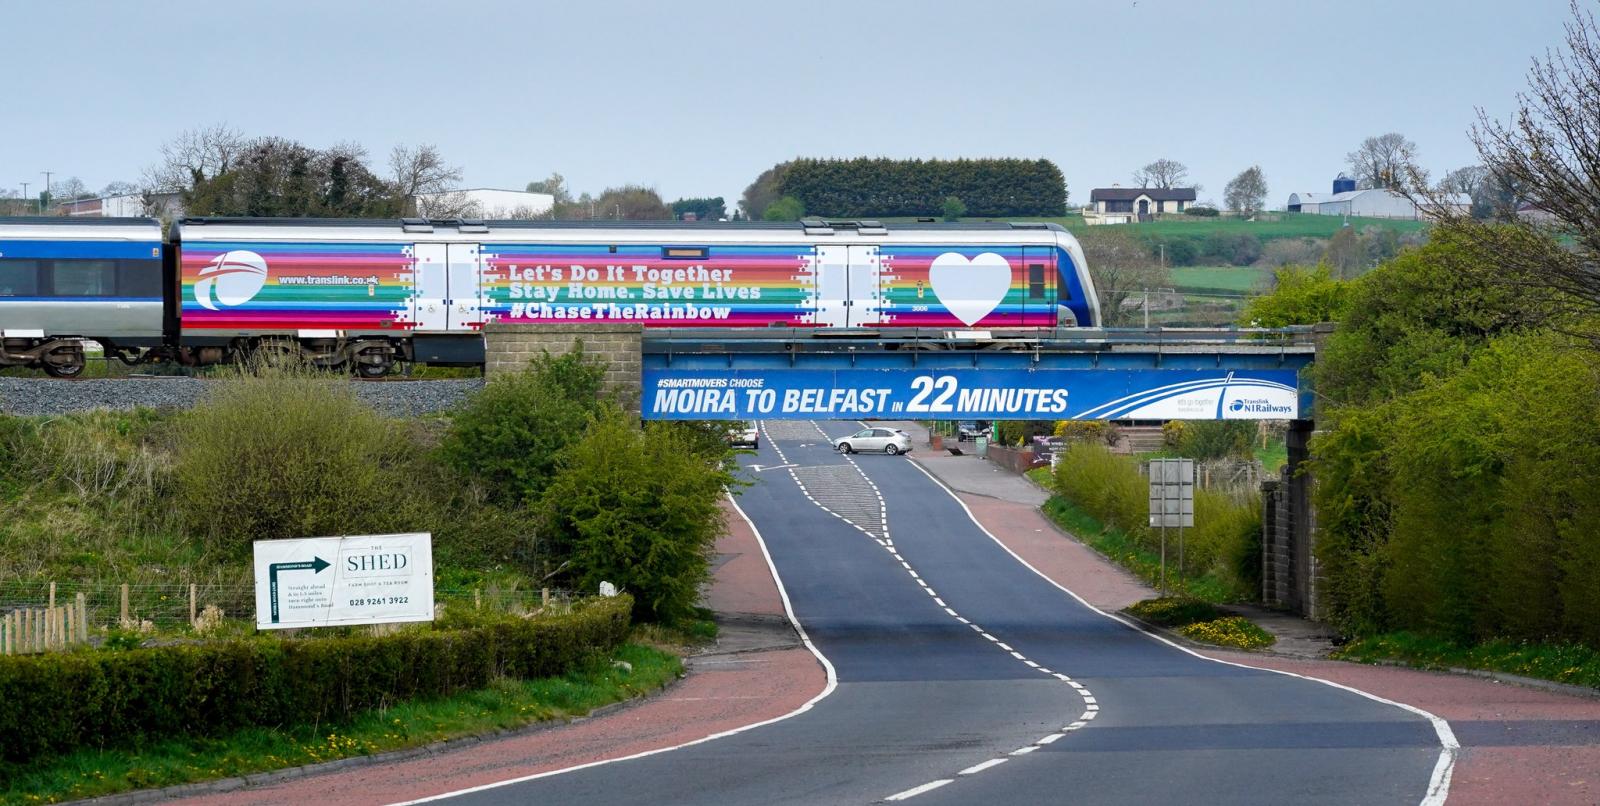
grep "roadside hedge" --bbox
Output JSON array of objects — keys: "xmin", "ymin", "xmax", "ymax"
[{"xmin": 0, "ymin": 595, "xmax": 631, "ymax": 763}]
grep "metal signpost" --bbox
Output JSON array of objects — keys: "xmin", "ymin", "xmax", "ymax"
[
  {"xmin": 1147, "ymin": 459, "xmax": 1195, "ymax": 595},
  {"xmin": 252, "ymin": 533, "xmax": 434, "ymax": 630}
]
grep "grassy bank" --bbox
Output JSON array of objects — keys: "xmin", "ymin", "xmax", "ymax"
[
  {"xmin": 0, "ymin": 642, "xmax": 681, "ymax": 805},
  {"xmin": 1030, "ymin": 468, "xmax": 1237, "ymax": 603},
  {"xmin": 1334, "ymin": 633, "xmax": 1600, "ymax": 690}
]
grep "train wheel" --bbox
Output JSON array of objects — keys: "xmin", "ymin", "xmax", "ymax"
[
  {"xmin": 42, "ymin": 356, "xmax": 85, "ymax": 378},
  {"xmin": 356, "ymin": 360, "xmax": 391, "ymax": 379}
]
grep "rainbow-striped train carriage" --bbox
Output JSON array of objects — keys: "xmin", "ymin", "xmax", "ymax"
[{"xmin": 0, "ymin": 216, "xmax": 1100, "ymax": 376}]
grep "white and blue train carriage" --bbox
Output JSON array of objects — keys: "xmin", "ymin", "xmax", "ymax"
[{"xmin": 0, "ymin": 217, "xmax": 167, "ymax": 376}]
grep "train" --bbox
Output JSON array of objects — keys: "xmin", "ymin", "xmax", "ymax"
[{"xmin": 0, "ymin": 216, "xmax": 1100, "ymax": 377}]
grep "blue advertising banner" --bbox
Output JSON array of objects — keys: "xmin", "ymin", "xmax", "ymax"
[{"xmin": 642, "ymin": 368, "xmax": 1301, "ymax": 420}]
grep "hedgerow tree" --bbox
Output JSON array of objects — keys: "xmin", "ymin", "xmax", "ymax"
[
  {"xmin": 441, "ymin": 345, "xmax": 609, "ymax": 506},
  {"xmin": 1422, "ymin": 0, "xmax": 1600, "ymax": 346},
  {"xmin": 762, "ymin": 157, "xmax": 1067, "ymax": 217},
  {"xmin": 539, "ymin": 411, "xmax": 735, "ymax": 623}
]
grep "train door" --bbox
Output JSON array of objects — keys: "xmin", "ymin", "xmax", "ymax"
[
  {"xmin": 412, "ymin": 244, "xmax": 449, "ymax": 331},
  {"xmin": 813, "ymin": 244, "xmax": 881, "ymax": 327},
  {"xmin": 445, "ymin": 244, "xmax": 481, "ymax": 331},
  {"xmin": 846, "ymin": 245, "xmax": 881, "ymax": 326},
  {"xmin": 1022, "ymin": 246, "xmax": 1053, "ymax": 326},
  {"xmin": 814, "ymin": 245, "xmax": 850, "ymax": 327}
]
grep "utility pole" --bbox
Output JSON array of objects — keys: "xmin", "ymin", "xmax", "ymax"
[
  {"xmin": 42, "ymin": 171, "xmax": 53, "ymax": 214},
  {"xmin": 19, "ymin": 182, "xmax": 29, "ymax": 214}
]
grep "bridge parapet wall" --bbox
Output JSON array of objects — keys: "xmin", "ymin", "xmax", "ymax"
[{"xmin": 484, "ymin": 323, "xmax": 643, "ymax": 408}]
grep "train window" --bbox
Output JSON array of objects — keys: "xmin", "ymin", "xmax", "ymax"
[
  {"xmin": 51, "ymin": 260, "xmax": 117, "ymax": 297},
  {"xmin": 119, "ymin": 261, "xmax": 163, "ymax": 298},
  {"xmin": 662, "ymin": 246, "xmax": 709, "ymax": 260},
  {"xmin": 1028, "ymin": 264, "xmax": 1045, "ymax": 299},
  {"xmin": 0, "ymin": 260, "xmax": 40, "ymax": 296}
]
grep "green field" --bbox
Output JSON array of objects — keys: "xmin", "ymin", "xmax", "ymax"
[{"xmin": 1169, "ymin": 266, "xmax": 1270, "ymax": 293}]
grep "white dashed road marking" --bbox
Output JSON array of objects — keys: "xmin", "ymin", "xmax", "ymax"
[{"xmin": 762, "ymin": 422, "xmax": 1103, "ymax": 802}]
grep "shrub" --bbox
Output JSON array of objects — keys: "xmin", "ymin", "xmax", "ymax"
[
  {"xmin": 173, "ymin": 367, "xmax": 431, "ymax": 553},
  {"xmin": 1202, "ymin": 232, "xmax": 1263, "ymax": 266},
  {"xmin": 1238, "ymin": 264, "xmax": 1352, "ymax": 327},
  {"xmin": 1176, "ymin": 420, "xmax": 1254, "ymax": 460},
  {"xmin": 942, "ymin": 196, "xmax": 966, "ymax": 222},
  {"xmin": 1184, "ymin": 205, "xmax": 1220, "ymax": 217},
  {"xmin": 0, "ymin": 595, "xmax": 632, "ymax": 764},
  {"xmin": 1054, "ymin": 419, "xmax": 1120, "ymax": 446},
  {"xmin": 539, "ymin": 412, "xmax": 735, "ymax": 623},
  {"xmin": 762, "ymin": 195, "xmax": 805, "ymax": 222},
  {"xmin": 1179, "ymin": 616, "xmax": 1275, "ymax": 649},
  {"xmin": 1161, "ymin": 420, "xmax": 1186, "ymax": 449},
  {"xmin": 1153, "ymin": 237, "xmax": 1200, "ymax": 266},
  {"xmin": 441, "ymin": 345, "xmax": 608, "ymax": 506},
  {"xmin": 1052, "ymin": 442, "xmax": 1260, "ymax": 597},
  {"xmin": 1126, "ymin": 597, "xmax": 1221, "ymax": 627}
]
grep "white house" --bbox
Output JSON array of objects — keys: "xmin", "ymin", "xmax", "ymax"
[
  {"xmin": 414, "ymin": 188, "xmax": 554, "ymax": 219},
  {"xmin": 1084, "ymin": 186, "xmax": 1196, "ymax": 225}
]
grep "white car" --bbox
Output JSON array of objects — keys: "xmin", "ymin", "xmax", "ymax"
[
  {"xmin": 833, "ymin": 427, "xmax": 912, "ymax": 456},
  {"xmin": 729, "ymin": 421, "xmax": 760, "ymax": 449}
]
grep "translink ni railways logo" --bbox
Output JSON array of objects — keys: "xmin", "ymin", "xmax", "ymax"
[
  {"xmin": 1229, "ymin": 398, "xmax": 1292, "ymax": 415},
  {"xmin": 195, "ymin": 250, "xmax": 269, "ymax": 310}
]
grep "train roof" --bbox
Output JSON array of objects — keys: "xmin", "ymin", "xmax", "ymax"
[
  {"xmin": 0, "ymin": 216, "xmax": 163, "ymax": 240},
  {"xmin": 173, "ymin": 217, "xmax": 1078, "ymax": 248}
]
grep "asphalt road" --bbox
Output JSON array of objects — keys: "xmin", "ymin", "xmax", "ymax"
[{"xmin": 413, "ymin": 420, "xmax": 1445, "ymax": 805}]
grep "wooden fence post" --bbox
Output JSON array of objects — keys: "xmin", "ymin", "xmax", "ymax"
[
  {"xmin": 189, "ymin": 584, "xmax": 197, "ymax": 627},
  {"xmin": 120, "ymin": 584, "xmax": 130, "ymax": 626},
  {"xmin": 76, "ymin": 592, "xmax": 87, "ymax": 643}
]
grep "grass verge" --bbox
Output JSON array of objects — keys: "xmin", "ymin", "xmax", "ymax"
[
  {"xmin": 1125, "ymin": 597, "xmax": 1275, "ymax": 651},
  {"xmin": 1333, "ymin": 632, "xmax": 1600, "ymax": 690},
  {"xmin": 1031, "ymin": 483, "xmax": 1237, "ymax": 603},
  {"xmin": 0, "ymin": 643, "xmax": 681, "ymax": 806}
]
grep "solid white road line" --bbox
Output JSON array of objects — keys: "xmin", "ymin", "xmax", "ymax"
[{"xmin": 383, "ymin": 463, "xmax": 839, "ymax": 805}]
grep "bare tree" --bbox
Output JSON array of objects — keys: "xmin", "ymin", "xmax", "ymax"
[
  {"xmin": 1419, "ymin": 0, "xmax": 1600, "ymax": 339},
  {"xmin": 388, "ymin": 144, "xmax": 465, "ymax": 217},
  {"xmin": 1346, "ymin": 132, "xmax": 1421, "ymax": 190},
  {"xmin": 143, "ymin": 124, "xmax": 246, "ymax": 192},
  {"xmin": 1078, "ymin": 228, "xmax": 1172, "ymax": 326},
  {"xmin": 1223, "ymin": 166, "xmax": 1268, "ymax": 217},
  {"xmin": 100, "ymin": 180, "xmax": 140, "ymax": 197},
  {"xmin": 1133, "ymin": 158, "xmax": 1191, "ymax": 189}
]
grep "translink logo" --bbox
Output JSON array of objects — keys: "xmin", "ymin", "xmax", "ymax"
[{"xmin": 1230, "ymin": 398, "xmax": 1292, "ymax": 414}]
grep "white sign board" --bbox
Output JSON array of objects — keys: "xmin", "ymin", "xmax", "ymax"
[
  {"xmin": 1148, "ymin": 459, "xmax": 1195, "ymax": 528},
  {"xmin": 252, "ymin": 533, "xmax": 434, "ymax": 630}
]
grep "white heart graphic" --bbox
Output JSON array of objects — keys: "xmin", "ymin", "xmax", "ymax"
[{"xmin": 929, "ymin": 252, "xmax": 1012, "ymax": 326}]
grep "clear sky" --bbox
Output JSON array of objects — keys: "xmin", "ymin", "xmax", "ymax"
[{"xmin": 0, "ymin": 0, "xmax": 1576, "ymax": 210}]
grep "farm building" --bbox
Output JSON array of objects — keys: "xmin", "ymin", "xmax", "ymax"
[
  {"xmin": 1084, "ymin": 186, "xmax": 1197, "ymax": 224},
  {"xmin": 1286, "ymin": 192, "xmax": 1325, "ymax": 214},
  {"xmin": 1286, "ymin": 177, "xmax": 1469, "ymax": 220},
  {"xmin": 413, "ymin": 188, "xmax": 554, "ymax": 219}
]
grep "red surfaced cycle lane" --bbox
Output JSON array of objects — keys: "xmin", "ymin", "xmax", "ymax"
[
  {"xmin": 940, "ymin": 472, "xmax": 1600, "ymax": 806},
  {"xmin": 168, "ymin": 498, "xmax": 829, "ymax": 806}
]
